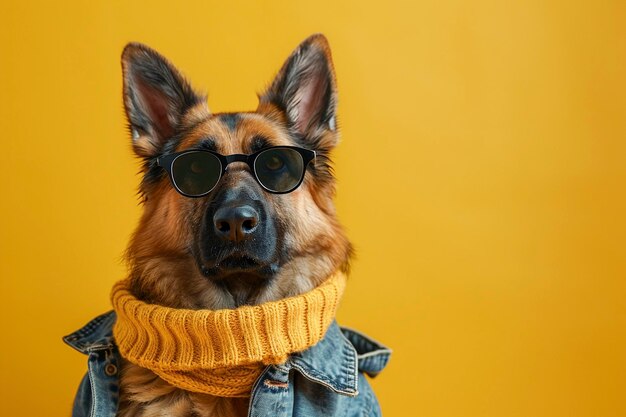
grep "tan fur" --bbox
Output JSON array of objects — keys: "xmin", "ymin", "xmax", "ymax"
[
  {"xmin": 126, "ymin": 112, "xmax": 351, "ymax": 310},
  {"xmin": 118, "ymin": 359, "xmax": 248, "ymax": 417}
]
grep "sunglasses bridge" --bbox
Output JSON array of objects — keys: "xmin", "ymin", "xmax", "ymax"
[{"xmin": 221, "ymin": 154, "xmax": 257, "ymax": 170}]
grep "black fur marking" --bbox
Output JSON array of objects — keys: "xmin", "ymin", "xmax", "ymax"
[
  {"xmin": 161, "ymin": 138, "xmax": 180, "ymax": 156},
  {"xmin": 219, "ymin": 113, "xmax": 240, "ymax": 131},
  {"xmin": 197, "ymin": 138, "xmax": 217, "ymax": 152},
  {"xmin": 249, "ymin": 135, "xmax": 271, "ymax": 153},
  {"xmin": 141, "ymin": 138, "xmax": 180, "ymax": 187},
  {"xmin": 140, "ymin": 129, "xmax": 211, "ymax": 190}
]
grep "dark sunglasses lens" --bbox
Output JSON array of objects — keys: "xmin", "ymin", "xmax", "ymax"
[
  {"xmin": 171, "ymin": 152, "xmax": 221, "ymax": 196},
  {"xmin": 254, "ymin": 148, "xmax": 305, "ymax": 192}
]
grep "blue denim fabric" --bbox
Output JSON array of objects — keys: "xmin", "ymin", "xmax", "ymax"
[{"xmin": 64, "ymin": 311, "xmax": 391, "ymax": 417}]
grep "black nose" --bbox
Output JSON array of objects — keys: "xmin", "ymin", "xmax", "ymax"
[{"xmin": 213, "ymin": 205, "xmax": 260, "ymax": 242}]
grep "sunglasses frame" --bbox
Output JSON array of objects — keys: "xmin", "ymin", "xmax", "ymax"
[{"xmin": 157, "ymin": 145, "xmax": 316, "ymax": 197}]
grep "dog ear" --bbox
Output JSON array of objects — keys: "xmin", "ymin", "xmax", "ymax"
[
  {"xmin": 259, "ymin": 34, "xmax": 338, "ymax": 147},
  {"xmin": 121, "ymin": 43, "xmax": 206, "ymax": 158}
]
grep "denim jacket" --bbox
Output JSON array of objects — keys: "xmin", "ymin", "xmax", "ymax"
[{"xmin": 64, "ymin": 311, "xmax": 391, "ymax": 417}]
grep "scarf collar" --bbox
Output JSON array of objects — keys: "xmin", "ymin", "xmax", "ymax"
[{"xmin": 111, "ymin": 271, "xmax": 347, "ymax": 397}]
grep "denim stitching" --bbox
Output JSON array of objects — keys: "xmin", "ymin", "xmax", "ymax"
[{"xmin": 64, "ymin": 311, "xmax": 115, "ymax": 353}]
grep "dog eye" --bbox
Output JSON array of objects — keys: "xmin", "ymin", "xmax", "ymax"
[
  {"xmin": 190, "ymin": 160, "xmax": 206, "ymax": 174},
  {"xmin": 264, "ymin": 155, "xmax": 284, "ymax": 171}
]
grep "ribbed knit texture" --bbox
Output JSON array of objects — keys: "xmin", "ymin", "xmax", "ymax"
[{"xmin": 111, "ymin": 271, "xmax": 347, "ymax": 397}]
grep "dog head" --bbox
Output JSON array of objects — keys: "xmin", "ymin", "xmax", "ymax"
[{"xmin": 122, "ymin": 35, "xmax": 352, "ymax": 309}]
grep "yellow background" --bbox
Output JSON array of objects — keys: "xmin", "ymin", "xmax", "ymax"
[{"xmin": 1, "ymin": 1, "xmax": 625, "ymax": 416}]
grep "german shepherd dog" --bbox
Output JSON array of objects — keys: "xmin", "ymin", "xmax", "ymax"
[{"xmin": 117, "ymin": 34, "xmax": 352, "ymax": 416}]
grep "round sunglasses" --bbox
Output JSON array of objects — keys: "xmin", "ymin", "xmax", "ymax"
[{"xmin": 157, "ymin": 146, "xmax": 316, "ymax": 197}]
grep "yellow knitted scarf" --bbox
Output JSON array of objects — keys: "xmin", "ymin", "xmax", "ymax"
[{"xmin": 111, "ymin": 271, "xmax": 346, "ymax": 398}]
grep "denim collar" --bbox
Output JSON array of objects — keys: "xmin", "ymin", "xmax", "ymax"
[
  {"xmin": 279, "ymin": 321, "xmax": 359, "ymax": 395},
  {"xmin": 63, "ymin": 311, "xmax": 116, "ymax": 354},
  {"xmin": 64, "ymin": 311, "xmax": 389, "ymax": 397}
]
